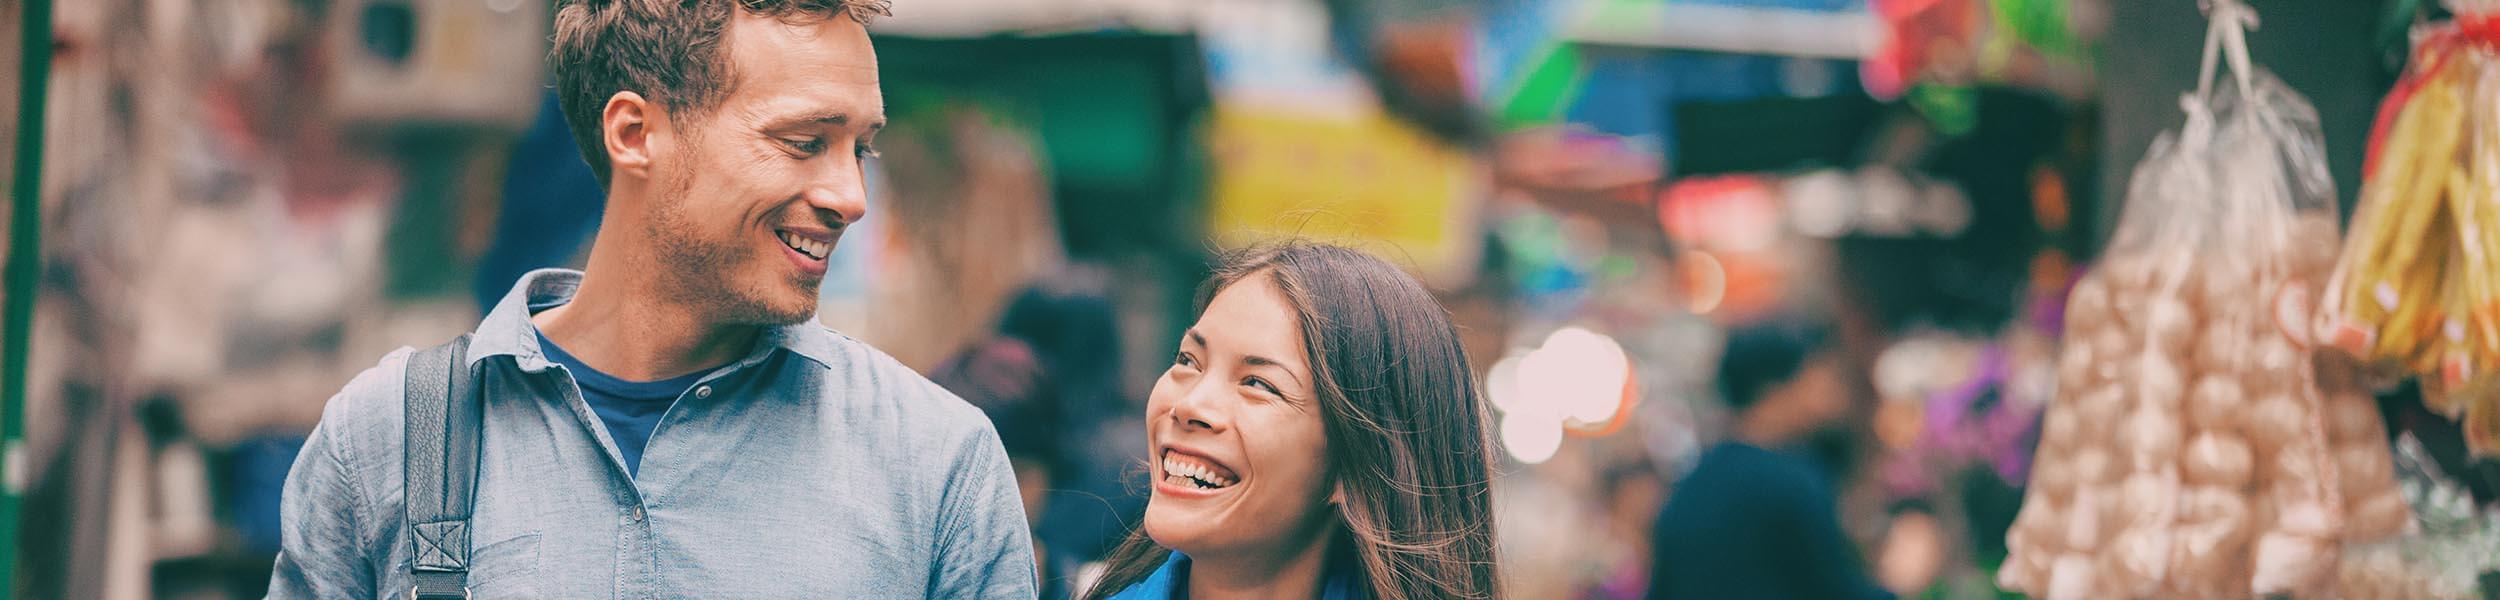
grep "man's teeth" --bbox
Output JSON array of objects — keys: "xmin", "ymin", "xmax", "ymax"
[
  {"xmin": 1161, "ymin": 456, "xmax": 1235, "ymax": 489},
  {"xmin": 778, "ymin": 231, "xmax": 829, "ymax": 260}
]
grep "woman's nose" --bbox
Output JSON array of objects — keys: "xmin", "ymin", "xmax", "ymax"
[{"xmin": 1168, "ymin": 378, "xmax": 1229, "ymax": 432}]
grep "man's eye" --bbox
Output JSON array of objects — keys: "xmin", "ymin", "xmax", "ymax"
[
  {"xmin": 782, "ymin": 137, "xmax": 826, "ymax": 155},
  {"xmin": 854, "ymin": 142, "xmax": 879, "ymax": 160}
]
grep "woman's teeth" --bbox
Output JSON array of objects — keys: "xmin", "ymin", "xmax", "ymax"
[
  {"xmin": 778, "ymin": 231, "xmax": 829, "ymax": 260},
  {"xmin": 1161, "ymin": 456, "xmax": 1236, "ymax": 489}
]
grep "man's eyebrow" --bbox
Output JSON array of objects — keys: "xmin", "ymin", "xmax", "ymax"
[
  {"xmin": 1186, "ymin": 330, "xmax": 1206, "ymax": 348},
  {"xmin": 769, "ymin": 111, "xmax": 886, "ymax": 129}
]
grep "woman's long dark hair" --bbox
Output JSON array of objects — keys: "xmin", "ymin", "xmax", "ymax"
[{"xmin": 1081, "ymin": 243, "xmax": 1502, "ymax": 600}]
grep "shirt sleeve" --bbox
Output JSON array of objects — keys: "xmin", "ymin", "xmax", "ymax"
[
  {"xmin": 265, "ymin": 412, "xmax": 377, "ymax": 599},
  {"xmin": 927, "ymin": 422, "xmax": 1039, "ymax": 600},
  {"xmin": 268, "ymin": 350, "xmax": 407, "ymax": 599}
]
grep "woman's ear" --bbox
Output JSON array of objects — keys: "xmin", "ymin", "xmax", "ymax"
[{"xmin": 1330, "ymin": 483, "xmax": 1345, "ymax": 507}]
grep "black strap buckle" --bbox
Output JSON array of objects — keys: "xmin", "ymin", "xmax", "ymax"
[
  {"xmin": 408, "ymin": 585, "xmax": 470, "ymax": 600},
  {"xmin": 410, "ymin": 568, "xmax": 471, "ymax": 600}
]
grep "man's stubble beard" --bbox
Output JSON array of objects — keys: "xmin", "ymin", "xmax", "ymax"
[{"xmin": 642, "ymin": 152, "xmax": 819, "ymax": 328}]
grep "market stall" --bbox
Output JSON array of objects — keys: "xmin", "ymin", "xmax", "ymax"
[{"xmin": 2002, "ymin": 2, "xmax": 2500, "ymax": 597}]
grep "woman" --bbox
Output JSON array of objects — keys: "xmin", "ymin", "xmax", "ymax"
[{"xmin": 1083, "ymin": 243, "xmax": 1502, "ymax": 600}]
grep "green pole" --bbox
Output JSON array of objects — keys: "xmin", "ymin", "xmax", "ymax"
[{"xmin": 4, "ymin": 0, "xmax": 53, "ymax": 596}]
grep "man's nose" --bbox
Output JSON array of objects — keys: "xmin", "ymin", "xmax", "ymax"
[{"xmin": 803, "ymin": 165, "xmax": 868, "ymax": 225}]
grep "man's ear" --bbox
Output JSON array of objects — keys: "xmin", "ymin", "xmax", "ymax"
[{"xmin": 602, "ymin": 91, "xmax": 660, "ymax": 182}]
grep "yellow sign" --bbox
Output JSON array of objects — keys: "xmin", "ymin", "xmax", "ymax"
[{"xmin": 1205, "ymin": 107, "xmax": 1483, "ymax": 287}]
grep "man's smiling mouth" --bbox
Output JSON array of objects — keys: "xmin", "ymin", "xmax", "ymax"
[{"xmin": 776, "ymin": 230, "xmax": 830, "ymax": 260}]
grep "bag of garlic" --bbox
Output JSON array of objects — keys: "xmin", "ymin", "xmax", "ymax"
[{"xmin": 1999, "ymin": 2, "xmax": 2409, "ymax": 598}]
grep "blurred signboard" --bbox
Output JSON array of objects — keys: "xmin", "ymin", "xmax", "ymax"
[
  {"xmin": 1196, "ymin": 0, "xmax": 1483, "ymax": 287},
  {"xmin": 1203, "ymin": 106, "xmax": 1481, "ymax": 286}
]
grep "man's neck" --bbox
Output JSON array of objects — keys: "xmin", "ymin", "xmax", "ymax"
[
  {"xmin": 1183, "ymin": 534, "xmax": 1334, "ymax": 600},
  {"xmin": 531, "ymin": 245, "xmax": 759, "ymax": 381},
  {"xmin": 1736, "ymin": 407, "xmax": 1799, "ymax": 448}
]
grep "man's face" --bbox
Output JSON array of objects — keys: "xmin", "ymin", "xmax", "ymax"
[
  {"xmin": 1772, "ymin": 356, "xmax": 1850, "ymax": 433},
  {"xmin": 644, "ymin": 12, "xmax": 881, "ymax": 326}
]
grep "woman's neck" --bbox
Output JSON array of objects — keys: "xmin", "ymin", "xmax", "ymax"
[{"xmin": 1183, "ymin": 537, "xmax": 1334, "ymax": 600}]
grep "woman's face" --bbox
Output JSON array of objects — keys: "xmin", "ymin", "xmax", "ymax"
[{"xmin": 1141, "ymin": 273, "xmax": 1335, "ymax": 559}]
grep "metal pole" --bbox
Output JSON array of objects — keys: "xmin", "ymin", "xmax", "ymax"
[{"xmin": 5, "ymin": 0, "xmax": 54, "ymax": 595}]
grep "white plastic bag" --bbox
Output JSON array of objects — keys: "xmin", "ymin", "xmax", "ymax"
[{"xmin": 2001, "ymin": 2, "xmax": 2394, "ymax": 597}]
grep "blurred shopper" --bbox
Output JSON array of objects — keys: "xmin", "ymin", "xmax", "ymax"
[
  {"xmin": 864, "ymin": 106, "xmax": 1063, "ymax": 370},
  {"xmin": 1083, "ymin": 243, "xmax": 1501, "ymax": 600},
  {"xmin": 1647, "ymin": 319, "xmax": 1890, "ymax": 600},
  {"xmin": 265, "ymin": 2, "xmax": 1035, "ymax": 598},
  {"xmin": 870, "ymin": 104, "xmax": 1143, "ymax": 567},
  {"xmin": 932, "ymin": 336, "xmax": 1085, "ymax": 598},
  {"xmin": 471, "ymin": 92, "xmax": 606, "ymax": 311},
  {"xmin": 996, "ymin": 280, "xmax": 1147, "ymax": 565}
]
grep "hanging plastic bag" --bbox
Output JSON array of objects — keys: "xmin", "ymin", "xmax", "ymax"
[{"xmin": 2002, "ymin": 2, "xmax": 2406, "ymax": 597}]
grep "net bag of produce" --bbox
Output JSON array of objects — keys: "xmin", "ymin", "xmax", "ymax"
[{"xmin": 2001, "ymin": 3, "xmax": 2407, "ymax": 598}]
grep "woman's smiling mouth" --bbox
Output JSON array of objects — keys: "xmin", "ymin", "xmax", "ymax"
[{"xmin": 1157, "ymin": 446, "xmax": 1242, "ymax": 492}]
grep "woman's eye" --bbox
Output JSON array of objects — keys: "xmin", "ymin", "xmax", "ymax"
[
  {"xmin": 1244, "ymin": 377, "xmax": 1280, "ymax": 397},
  {"xmin": 1173, "ymin": 351, "xmax": 1197, "ymax": 369}
]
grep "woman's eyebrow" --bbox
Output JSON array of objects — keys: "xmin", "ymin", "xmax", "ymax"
[
  {"xmin": 1241, "ymin": 355, "xmax": 1307, "ymax": 386},
  {"xmin": 1188, "ymin": 329, "xmax": 1307, "ymax": 385}
]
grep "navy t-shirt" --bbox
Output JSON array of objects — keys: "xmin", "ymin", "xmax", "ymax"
[
  {"xmin": 537, "ymin": 331, "xmax": 716, "ymax": 477},
  {"xmin": 1648, "ymin": 442, "xmax": 1893, "ymax": 600}
]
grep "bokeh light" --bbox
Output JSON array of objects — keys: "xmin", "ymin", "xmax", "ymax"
[{"xmin": 1501, "ymin": 411, "xmax": 1565, "ymax": 464}]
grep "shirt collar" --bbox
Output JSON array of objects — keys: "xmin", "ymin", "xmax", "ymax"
[
  {"xmin": 470, "ymin": 268, "xmax": 843, "ymax": 372},
  {"xmin": 1123, "ymin": 552, "xmax": 1185, "ymax": 600},
  {"xmin": 1120, "ymin": 551, "xmax": 1363, "ymax": 600}
]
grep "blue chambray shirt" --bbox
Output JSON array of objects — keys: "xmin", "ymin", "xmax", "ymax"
[{"xmin": 266, "ymin": 269, "xmax": 1037, "ymax": 599}]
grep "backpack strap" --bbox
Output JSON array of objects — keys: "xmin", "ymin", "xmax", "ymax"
[{"xmin": 403, "ymin": 334, "xmax": 478, "ymax": 600}]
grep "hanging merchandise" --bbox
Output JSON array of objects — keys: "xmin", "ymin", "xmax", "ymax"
[
  {"xmin": 1998, "ymin": 3, "xmax": 2412, "ymax": 598},
  {"xmin": 1865, "ymin": 0, "xmax": 2097, "ymax": 102},
  {"xmin": 2322, "ymin": 0, "xmax": 2500, "ymax": 456},
  {"xmin": 2334, "ymin": 434, "xmax": 2500, "ymax": 598}
]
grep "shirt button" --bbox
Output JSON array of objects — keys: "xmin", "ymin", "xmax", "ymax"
[
  {"xmin": 693, "ymin": 385, "xmax": 712, "ymax": 399},
  {"xmin": 629, "ymin": 506, "xmax": 645, "ymax": 521}
]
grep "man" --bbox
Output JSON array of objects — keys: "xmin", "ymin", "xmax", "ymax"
[
  {"xmin": 266, "ymin": 1, "xmax": 1037, "ymax": 597},
  {"xmin": 1648, "ymin": 319, "xmax": 1891, "ymax": 600}
]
